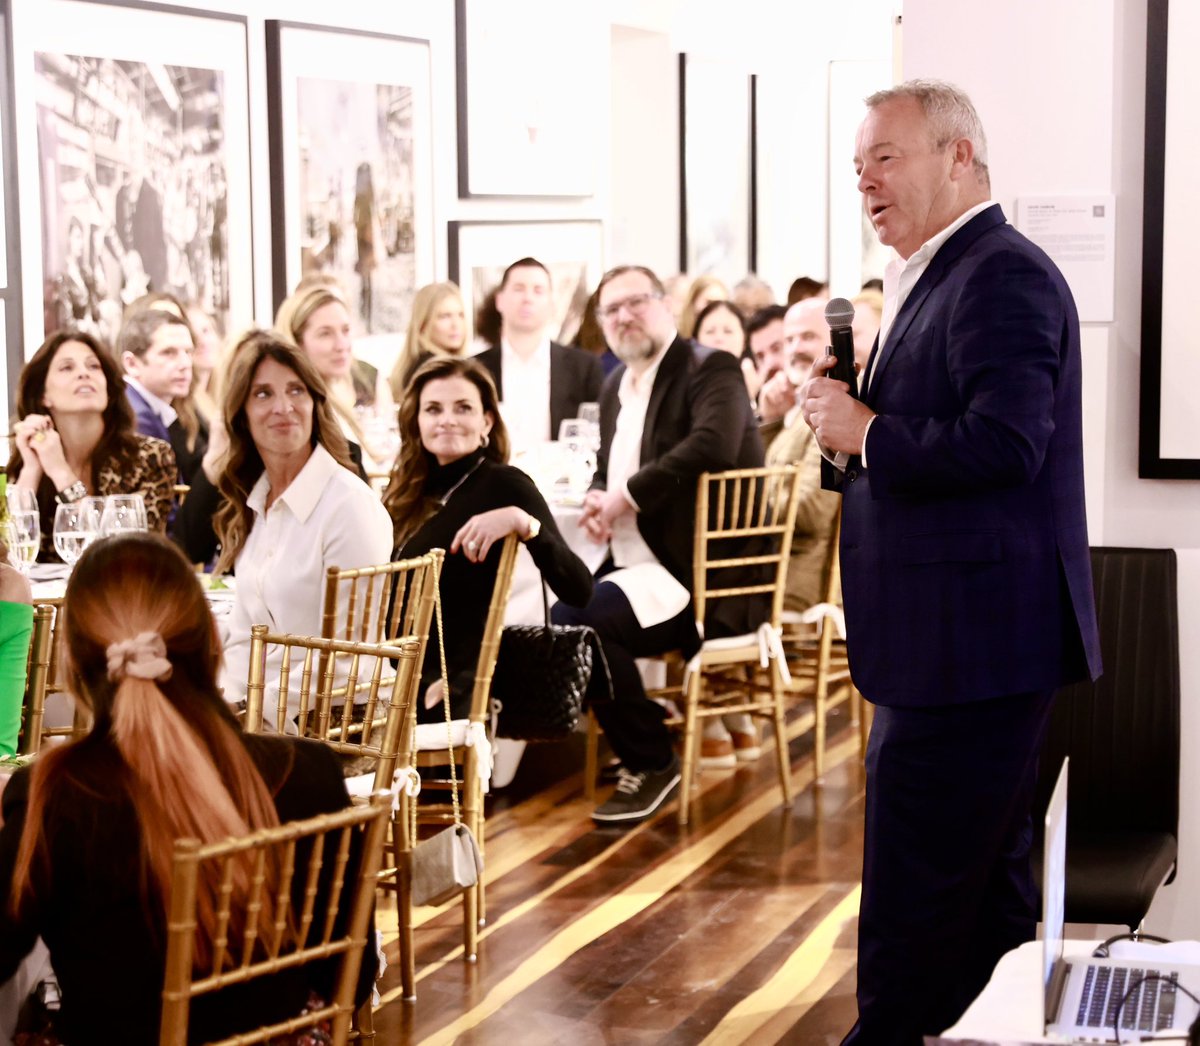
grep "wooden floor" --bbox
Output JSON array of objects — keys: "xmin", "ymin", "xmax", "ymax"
[{"xmin": 372, "ymin": 707, "xmax": 866, "ymax": 1045}]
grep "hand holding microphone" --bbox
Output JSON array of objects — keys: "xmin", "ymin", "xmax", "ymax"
[{"xmin": 824, "ymin": 298, "xmax": 860, "ymax": 398}]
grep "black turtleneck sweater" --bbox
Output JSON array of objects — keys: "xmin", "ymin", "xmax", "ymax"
[{"xmin": 396, "ymin": 450, "xmax": 593, "ymax": 720}]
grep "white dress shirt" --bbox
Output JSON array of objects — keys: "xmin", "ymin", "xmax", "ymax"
[
  {"xmin": 600, "ymin": 339, "xmax": 691, "ymax": 628},
  {"xmin": 499, "ymin": 337, "xmax": 552, "ymax": 455},
  {"xmin": 124, "ymin": 375, "xmax": 178, "ymax": 427},
  {"xmin": 220, "ymin": 444, "xmax": 394, "ymax": 724}
]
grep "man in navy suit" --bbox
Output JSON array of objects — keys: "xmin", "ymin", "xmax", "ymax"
[{"xmin": 802, "ymin": 80, "xmax": 1102, "ymax": 1043}]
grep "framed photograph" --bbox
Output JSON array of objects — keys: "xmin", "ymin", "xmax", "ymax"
[
  {"xmin": 266, "ymin": 20, "xmax": 433, "ymax": 349},
  {"xmin": 827, "ymin": 59, "xmax": 892, "ymax": 298},
  {"xmin": 448, "ymin": 220, "xmax": 603, "ymax": 346},
  {"xmin": 12, "ymin": 1, "xmax": 253, "ymax": 355},
  {"xmin": 455, "ymin": 0, "xmax": 602, "ymax": 198},
  {"xmin": 1140, "ymin": 0, "xmax": 1200, "ymax": 478},
  {"xmin": 679, "ymin": 54, "xmax": 754, "ymax": 286}
]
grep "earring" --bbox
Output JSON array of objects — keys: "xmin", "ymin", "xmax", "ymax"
[{"xmin": 480, "ymin": 432, "xmax": 490, "ymax": 448}]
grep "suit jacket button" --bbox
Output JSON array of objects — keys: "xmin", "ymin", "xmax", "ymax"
[{"xmin": 847, "ymin": 469, "xmax": 858, "ymax": 482}]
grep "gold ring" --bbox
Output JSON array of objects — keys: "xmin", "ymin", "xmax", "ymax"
[{"xmin": 33, "ymin": 432, "xmax": 45, "ymax": 443}]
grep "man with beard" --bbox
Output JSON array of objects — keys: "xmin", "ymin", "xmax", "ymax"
[{"xmin": 551, "ymin": 265, "xmax": 764, "ymax": 824}]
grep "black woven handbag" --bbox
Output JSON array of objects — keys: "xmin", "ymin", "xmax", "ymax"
[{"xmin": 491, "ymin": 582, "xmax": 601, "ymax": 741}]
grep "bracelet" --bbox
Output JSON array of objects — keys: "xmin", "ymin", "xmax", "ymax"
[{"xmin": 55, "ymin": 480, "xmax": 87, "ymax": 505}]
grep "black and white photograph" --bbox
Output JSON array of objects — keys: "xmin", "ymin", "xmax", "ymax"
[
  {"xmin": 12, "ymin": 1, "xmax": 253, "ymax": 356},
  {"xmin": 35, "ymin": 53, "xmax": 234, "ymax": 345},
  {"xmin": 447, "ymin": 220, "xmax": 603, "ymax": 347},
  {"xmin": 680, "ymin": 53, "xmax": 753, "ymax": 286},
  {"xmin": 266, "ymin": 21, "xmax": 433, "ymax": 362}
]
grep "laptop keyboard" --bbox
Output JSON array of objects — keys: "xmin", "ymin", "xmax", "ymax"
[{"xmin": 1076, "ymin": 965, "xmax": 1179, "ymax": 1031}]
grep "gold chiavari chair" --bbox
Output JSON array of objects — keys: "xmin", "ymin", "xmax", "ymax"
[
  {"xmin": 158, "ymin": 791, "xmax": 392, "ymax": 1046},
  {"xmin": 672, "ymin": 466, "xmax": 803, "ymax": 826},
  {"xmin": 20, "ymin": 599, "xmax": 89, "ymax": 755},
  {"xmin": 321, "ymin": 550, "xmax": 442, "ymax": 652},
  {"xmin": 244, "ymin": 628, "xmax": 422, "ymax": 1002},
  {"xmin": 412, "ymin": 533, "xmax": 519, "ymax": 963},
  {"xmin": 779, "ymin": 506, "xmax": 869, "ymax": 780}
]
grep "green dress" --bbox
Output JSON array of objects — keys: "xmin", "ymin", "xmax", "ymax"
[{"xmin": 0, "ymin": 600, "xmax": 34, "ymax": 755}]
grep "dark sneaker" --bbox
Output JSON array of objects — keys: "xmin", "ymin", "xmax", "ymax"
[{"xmin": 591, "ymin": 759, "xmax": 681, "ymax": 824}]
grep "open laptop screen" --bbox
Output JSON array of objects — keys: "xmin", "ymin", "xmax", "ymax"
[{"xmin": 1042, "ymin": 757, "xmax": 1070, "ymax": 1031}]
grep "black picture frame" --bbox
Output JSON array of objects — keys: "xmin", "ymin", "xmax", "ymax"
[
  {"xmin": 264, "ymin": 19, "xmax": 433, "ymax": 336},
  {"xmin": 1139, "ymin": 0, "xmax": 1199, "ymax": 478},
  {"xmin": 678, "ymin": 53, "xmax": 756, "ymax": 282}
]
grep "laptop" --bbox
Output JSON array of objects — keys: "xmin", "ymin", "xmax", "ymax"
[{"xmin": 1043, "ymin": 758, "xmax": 1200, "ymax": 1040}]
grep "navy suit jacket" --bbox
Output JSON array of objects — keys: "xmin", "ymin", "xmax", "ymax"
[
  {"xmin": 476, "ymin": 342, "xmax": 604, "ymax": 440},
  {"xmin": 124, "ymin": 383, "xmax": 171, "ymax": 444},
  {"xmin": 833, "ymin": 204, "xmax": 1102, "ymax": 707}
]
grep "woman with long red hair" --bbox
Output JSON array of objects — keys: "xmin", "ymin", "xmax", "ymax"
[{"xmin": 0, "ymin": 533, "xmax": 374, "ymax": 1043}]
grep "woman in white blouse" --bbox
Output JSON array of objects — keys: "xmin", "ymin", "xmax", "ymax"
[{"xmin": 211, "ymin": 332, "xmax": 392, "ymax": 716}]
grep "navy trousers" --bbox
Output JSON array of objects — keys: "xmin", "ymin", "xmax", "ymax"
[{"xmin": 843, "ymin": 688, "xmax": 1056, "ymax": 1046}]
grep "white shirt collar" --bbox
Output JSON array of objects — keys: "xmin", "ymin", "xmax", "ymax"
[
  {"xmin": 247, "ymin": 443, "xmax": 341, "ymax": 524},
  {"xmin": 902, "ymin": 200, "xmax": 995, "ymax": 269},
  {"xmin": 500, "ymin": 336, "xmax": 551, "ymax": 368},
  {"xmin": 125, "ymin": 375, "xmax": 178, "ymax": 427},
  {"xmin": 618, "ymin": 333, "xmax": 675, "ymax": 401}
]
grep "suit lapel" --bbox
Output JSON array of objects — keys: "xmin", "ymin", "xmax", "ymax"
[
  {"xmin": 865, "ymin": 204, "xmax": 1006, "ymax": 405},
  {"xmin": 547, "ymin": 342, "xmax": 565, "ymax": 439}
]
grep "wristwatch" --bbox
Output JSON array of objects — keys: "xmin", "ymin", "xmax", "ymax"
[
  {"xmin": 523, "ymin": 515, "xmax": 541, "ymax": 542},
  {"xmin": 55, "ymin": 480, "xmax": 87, "ymax": 505}
]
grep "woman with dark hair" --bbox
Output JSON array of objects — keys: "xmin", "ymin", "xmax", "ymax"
[
  {"xmin": 9, "ymin": 329, "xmax": 176, "ymax": 559},
  {"xmin": 383, "ymin": 356, "xmax": 593, "ymax": 721},
  {"xmin": 692, "ymin": 299, "xmax": 746, "ymax": 357},
  {"xmin": 0, "ymin": 533, "xmax": 374, "ymax": 1043},
  {"xmin": 201, "ymin": 332, "xmax": 390, "ymax": 711}
]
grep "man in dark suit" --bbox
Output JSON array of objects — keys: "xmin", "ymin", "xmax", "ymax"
[
  {"xmin": 552, "ymin": 264, "xmax": 764, "ymax": 825},
  {"xmin": 118, "ymin": 308, "xmax": 202, "ymax": 483},
  {"xmin": 802, "ymin": 80, "xmax": 1102, "ymax": 1043},
  {"xmin": 475, "ymin": 257, "xmax": 603, "ymax": 452}
]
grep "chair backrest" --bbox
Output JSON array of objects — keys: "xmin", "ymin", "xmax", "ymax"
[
  {"xmin": 159, "ymin": 791, "xmax": 391, "ymax": 1046},
  {"xmin": 322, "ymin": 550, "xmax": 442, "ymax": 651},
  {"xmin": 18, "ymin": 604, "xmax": 55, "ymax": 756},
  {"xmin": 1034, "ymin": 547, "xmax": 1180, "ymax": 837},
  {"xmin": 245, "ymin": 629, "xmax": 421, "ymax": 789},
  {"xmin": 465, "ymin": 534, "xmax": 520, "ymax": 723},
  {"xmin": 691, "ymin": 466, "xmax": 804, "ymax": 630}
]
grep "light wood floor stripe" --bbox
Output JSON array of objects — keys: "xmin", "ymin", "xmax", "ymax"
[
  {"xmin": 382, "ymin": 708, "xmax": 821, "ymax": 943},
  {"xmin": 698, "ymin": 884, "xmax": 862, "ymax": 1045},
  {"xmin": 414, "ymin": 731, "xmax": 861, "ymax": 1044}
]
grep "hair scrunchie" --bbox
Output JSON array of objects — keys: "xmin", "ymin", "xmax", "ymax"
[{"xmin": 106, "ymin": 632, "xmax": 173, "ymax": 683}]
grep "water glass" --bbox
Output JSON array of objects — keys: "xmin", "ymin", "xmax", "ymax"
[
  {"xmin": 100, "ymin": 494, "xmax": 148, "ymax": 536},
  {"xmin": 5, "ymin": 512, "xmax": 40, "ymax": 575},
  {"xmin": 557, "ymin": 420, "xmax": 597, "ymax": 495},
  {"xmin": 6, "ymin": 486, "xmax": 38, "ymax": 516},
  {"xmin": 53, "ymin": 500, "xmax": 101, "ymax": 568}
]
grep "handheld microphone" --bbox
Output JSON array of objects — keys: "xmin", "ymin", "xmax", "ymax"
[{"xmin": 824, "ymin": 298, "xmax": 860, "ymax": 399}]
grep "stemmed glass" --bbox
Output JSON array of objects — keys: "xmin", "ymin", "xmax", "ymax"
[
  {"xmin": 53, "ymin": 500, "xmax": 101, "ymax": 568},
  {"xmin": 558, "ymin": 419, "xmax": 598, "ymax": 496},
  {"xmin": 5, "ymin": 512, "xmax": 40, "ymax": 576},
  {"xmin": 100, "ymin": 494, "xmax": 148, "ymax": 536}
]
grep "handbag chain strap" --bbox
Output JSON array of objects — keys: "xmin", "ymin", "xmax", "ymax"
[{"xmin": 431, "ymin": 571, "xmax": 463, "ymax": 826}]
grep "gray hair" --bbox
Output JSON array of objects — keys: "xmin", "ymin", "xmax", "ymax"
[{"xmin": 866, "ymin": 79, "xmax": 989, "ymax": 187}]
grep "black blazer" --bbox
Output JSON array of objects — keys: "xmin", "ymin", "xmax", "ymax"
[
  {"xmin": 475, "ymin": 342, "xmax": 604, "ymax": 439},
  {"xmin": 595, "ymin": 337, "xmax": 765, "ymax": 637}
]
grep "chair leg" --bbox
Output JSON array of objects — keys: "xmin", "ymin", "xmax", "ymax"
[
  {"xmin": 396, "ymin": 802, "xmax": 415, "ymax": 1001},
  {"xmin": 354, "ymin": 998, "xmax": 376, "ymax": 1041},
  {"xmin": 771, "ymin": 664, "xmax": 793, "ymax": 808},
  {"xmin": 462, "ymin": 748, "xmax": 481, "ymax": 961},
  {"xmin": 584, "ymin": 711, "xmax": 599, "ymax": 802},
  {"xmin": 677, "ymin": 670, "xmax": 702, "ymax": 827}
]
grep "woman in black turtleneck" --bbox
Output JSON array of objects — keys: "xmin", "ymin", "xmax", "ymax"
[{"xmin": 383, "ymin": 356, "xmax": 593, "ymax": 721}]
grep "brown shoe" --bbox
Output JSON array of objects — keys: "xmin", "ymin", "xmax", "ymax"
[
  {"xmin": 699, "ymin": 735, "xmax": 736, "ymax": 769},
  {"xmin": 731, "ymin": 727, "xmax": 762, "ymax": 762}
]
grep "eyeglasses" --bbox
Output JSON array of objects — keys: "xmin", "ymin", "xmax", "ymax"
[{"xmin": 596, "ymin": 292, "xmax": 662, "ymax": 322}]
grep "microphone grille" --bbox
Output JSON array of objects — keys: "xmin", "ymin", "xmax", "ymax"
[{"xmin": 825, "ymin": 298, "xmax": 856, "ymax": 329}]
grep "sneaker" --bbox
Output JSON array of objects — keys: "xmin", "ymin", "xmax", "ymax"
[
  {"xmin": 699, "ymin": 735, "xmax": 737, "ymax": 769},
  {"xmin": 592, "ymin": 759, "xmax": 681, "ymax": 824},
  {"xmin": 731, "ymin": 727, "xmax": 762, "ymax": 762}
]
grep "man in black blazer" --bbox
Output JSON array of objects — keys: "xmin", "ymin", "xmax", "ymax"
[
  {"xmin": 803, "ymin": 80, "xmax": 1102, "ymax": 1042},
  {"xmin": 474, "ymin": 257, "xmax": 603, "ymax": 451},
  {"xmin": 552, "ymin": 264, "xmax": 764, "ymax": 825}
]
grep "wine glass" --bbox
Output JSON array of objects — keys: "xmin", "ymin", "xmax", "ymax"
[
  {"xmin": 576, "ymin": 403, "xmax": 601, "ymax": 452},
  {"xmin": 100, "ymin": 494, "xmax": 148, "ymax": 536},
  {"xmin": 558, "ymin": 420, "xmax": 597, "ymax": 495},
  {"xmin": 5, "ymin": 511, "xmax": 40, "ymax": 576},
  {"xmin": 6, "ymin": 486, "xmax": 38, "ymax": 516},
  {"xmin": 53, "ymin": 500, "xmax": 101, "ymax": 568}
]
